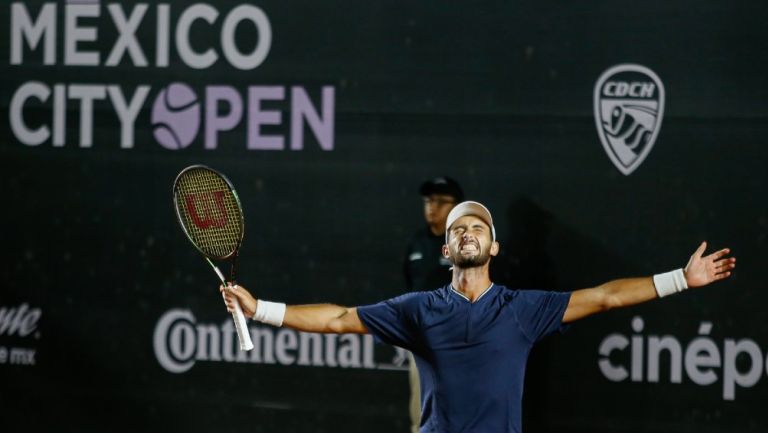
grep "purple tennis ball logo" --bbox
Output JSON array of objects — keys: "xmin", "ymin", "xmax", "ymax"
[{"xmin": 151, "ymin": 83, "xmax": 201, "ymax": 149}]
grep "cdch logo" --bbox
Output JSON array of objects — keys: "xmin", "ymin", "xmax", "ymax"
[{"xmin": 594, "ymin": 64, "xmax": 665, "ymax": 175}]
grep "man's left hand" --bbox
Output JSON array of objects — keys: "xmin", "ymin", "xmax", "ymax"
[{"xmin": 684, "ymin": 241, "xmax": 736, "ymax": 288}]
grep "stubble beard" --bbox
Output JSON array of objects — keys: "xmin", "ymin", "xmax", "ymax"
[{"xmin": 450, "ymin": 245, "xmax": 491, "ymax": 268}]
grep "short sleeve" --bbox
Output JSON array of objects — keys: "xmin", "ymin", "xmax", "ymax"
[
  {"xmin": 357, "ymin": 292, "xmax": 421, "ymax": 350},
  {"xmin": 512, "ymin": 290, "xmax": 572, "ymax": 342}
]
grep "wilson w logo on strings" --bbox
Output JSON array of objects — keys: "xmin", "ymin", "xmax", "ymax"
[{"xmin": 184, "ymin": 191, "xmax": 229, "ymax": 229}]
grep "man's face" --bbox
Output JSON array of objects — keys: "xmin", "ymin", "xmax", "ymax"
[
  {"xmin": 444, "ymin": 215, "xmax": 497, "ymax": 268},
  {"xmin": 423, "ymin": 194, "xmax": 457, "ymax": 232}
]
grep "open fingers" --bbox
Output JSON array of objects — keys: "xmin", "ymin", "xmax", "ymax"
[
  {"xmin": 713, "ymin": 270, "xmax": 732, "ymax": 280},
  {"xmin": 694, "ymin": 241, "xmax": 708, "ymax": 258},
  {"xmin": 706, "ymin": 248, "xmax": 731, "ymax": 261},
  {"xmin": 714, "ymin": 257, "xmax": 736, "ymax": 272}
]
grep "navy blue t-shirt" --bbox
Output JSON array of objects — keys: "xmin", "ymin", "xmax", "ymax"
[{"xmin": 357, "ymin": 284, "xmax": 571, "ymax": 433}]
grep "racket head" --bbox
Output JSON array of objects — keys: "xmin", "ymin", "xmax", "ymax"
[{"xmin": 173, "ymin": 165, "xmax": 244, "ymax": 260}]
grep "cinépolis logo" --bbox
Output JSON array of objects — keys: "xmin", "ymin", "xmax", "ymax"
[
  {"xmin": 598, "ymin": 316, "xmax": 767, "ymax": 400},
  {"xmin": 7, "ymin": 1, "xmax": 335, "ymax": 151}
]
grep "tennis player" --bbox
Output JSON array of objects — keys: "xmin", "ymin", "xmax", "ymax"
[{"xmin": 221, "ymin": 201, "xmax": 735, "ymax": 433}]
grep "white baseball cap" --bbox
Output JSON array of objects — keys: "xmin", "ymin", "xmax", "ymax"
[{"xmin": 445, "ymin": 201, "xmax": 496, "ymax": 242}]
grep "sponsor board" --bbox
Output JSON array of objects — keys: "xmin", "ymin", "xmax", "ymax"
[
  {"xmin": 7, "ymin": 2, "xmax": 335, "ymax": 151},
  {"xmin": 154, "ymin": 309, "xmax": 409, "ymax": 374},
  {"xmin": 598, "ymin": 316, "xmax": 768, "ymax": 400},
  {"xmin": 0, "ymin": 303, "xmax": 41, "ymax": 367}
]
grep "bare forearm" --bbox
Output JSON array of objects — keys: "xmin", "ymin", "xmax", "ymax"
[
  {"xmin": 600, "ymin": 277, "xmax": 658, "ymax": 309},
  {"xmin": 222, "ymin": 285, "xmax": 368, "ymax": 333},
  {"xmin": 282, "ymin": 304, "xmax": 366, "ymax": 334},
  {"xmin": 564, "ymin": 277, "xmax": 657, "ymax": 323}
]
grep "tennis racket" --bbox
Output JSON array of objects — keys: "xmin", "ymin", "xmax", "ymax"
[{"xmin": 173, "ymin": 165, "xmax": 254, "ymax": 351}]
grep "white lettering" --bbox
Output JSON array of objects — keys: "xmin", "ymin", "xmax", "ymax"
[
  {"xmin": 195, "ymin": 324, "xmax": 222, "ymax": 361},
  {"xmin": 154, "ymin": 309, "xmax": 398, "ymax": 373},
  {"xmin": 176, "ymin": 4, "xmax": 219, "ymax": 69},
  {"xmin": 10, "ymin": 3, "xmax": 57, "ymax": 65},
  {"xmin": 10, "ymin": 3, "xmax": 279, "ymax": 70},
  {"xmin": 636, "ymin": 82, "xmax": 655, "ymax": 98},
  {"xmin": 647, "ymin": 336, "xmax": 682, "ymax": 383},
  {"xmin": 53, "ymin": 84, "xmax": 66, "ymax": 146},
  {"xmin": 107, "ymin": 85, "xmax": 151, "ymax": 148},
  {"xmin": 631, "ymin": 316, "xmax": 644, "ymax": 381},
  {"xmin": 221, "ymin": 320, "xmax": 238, "ymax": 362},
  {"xmin": 105, "ymin": 4, "xmax": 149, "ymax": 67},
  {"xmin": 250, "ymin": 326, "xmax": 275, "ymax": 364},
  {"xmin": 603, "ymin": 81, "xmax": 655, "ymax": 98},
  {"xmin": 685, "ymin": 322, "xmax": 720, "ymax": 386},
  {"xmin": 338, "ymin": 334, "xmax": 361, "ymax": 368},
  {"xmin": 247, "ymin": 86, "xmax": 285, "ymax": 150},
  {"xmin": 276, "ymin": 329, "xmax": 298, "ymax": 364},
  {"xmin": 324, "ymin": 334, "xmax": 338, "ymax": 367},
  {"xmin": 0, "ymin": 304, "xmax": 41, "ymax": 337},
  {"xmin": 598, "ymin": 334, "xmax": 629, "ymax": 381},
  {"xmin": 220, "ymin": 5, "xmax": 271, "ymax": 70},
  {"xmin": 363, "ymin": 335, "xmax": 375, "ymax": 368},
  {"xmin": 65, "ymin": 4, "xmax": 100, "ymax": 66},
  {"xmin": 9, "ymin": 82, "xmax": 51, "ymax": 146},
  {"xmin": 10, "ymin": 348, "xmax": 36, "ymax": 365},
  {"xmin": 297, "ymin": 332, "xmax": 324, "ymax": 366},
  {"xmin": 156, "ymin": 4, "xmax": 171, "ymax": 67},
  {"xmin": 598, "ymin": 317, "xmax": 768, "ymax": 400},
  {"xmin": 205, "ymin": 85, "xmax": 243, "ymax": 149},
  {"xmin": 170, "ymin": 321, "xmax": 196, "ymax": 362},
  {"xmin": 290, "ymin": 86, "xmax": 335, "ymax": 151},
  {"xmin": 69, "ymin": 84, "xmax": 107, "ymax": 147},
  {"xmin": 723, "ymin": 339, "xmax": 763, "ymax": 400},
  {"xmin": 153, "ymin": 309, "xmax": 197, "ymax": 374}
]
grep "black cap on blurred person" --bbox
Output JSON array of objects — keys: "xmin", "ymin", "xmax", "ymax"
[{"xmin": 419, "ymin": 177, "xmax": 464, "ymax": 202}]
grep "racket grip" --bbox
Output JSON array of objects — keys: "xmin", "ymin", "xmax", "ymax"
[{"xmin": 231, "ymin": 298, "xmax": 254, "ymax": 351}]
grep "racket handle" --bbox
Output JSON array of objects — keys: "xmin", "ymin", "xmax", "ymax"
[
  {"xmin": 231, "ymin": 296, "xmax": 255, "ymax": 351},
  {"xmin": 208, "ymin": 259, "xmax": 254, "ymax": 351}
]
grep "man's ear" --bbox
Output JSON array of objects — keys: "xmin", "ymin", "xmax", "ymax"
[
  {"xmin": 442, "ymin": 244, "xmax": 450, "ymax": 259},
  {"xmin": 490, "ymin": 241, "xmax": 500, "ymax": 257}
]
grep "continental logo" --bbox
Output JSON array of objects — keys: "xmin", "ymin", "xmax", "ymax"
[
  {"xmin": 594, "ymin": 64, "xmax": 665, "ymax": 175},
  {"xmin": 153, "ymin": 309, "xmax": 409, "ymax": 373}
]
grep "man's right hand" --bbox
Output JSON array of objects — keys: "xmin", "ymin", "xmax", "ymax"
[{"xmin": 220, "ymin": 284, "xmax": 257, "ymax": 318}]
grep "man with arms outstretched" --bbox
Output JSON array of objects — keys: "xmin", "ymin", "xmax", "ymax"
[{"xmin": 221, "ymin": 201, "xmax": 735, "ymax": 433}]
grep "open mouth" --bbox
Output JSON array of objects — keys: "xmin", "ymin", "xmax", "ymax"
[{"xmin": 459, "ymin": 241, "xmax": 479, "ymax": 254}]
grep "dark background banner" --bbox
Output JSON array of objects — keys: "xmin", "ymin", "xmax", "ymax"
[{"xmin": 1, "ymin": 1, "xmax": 766, "ymax": 432}]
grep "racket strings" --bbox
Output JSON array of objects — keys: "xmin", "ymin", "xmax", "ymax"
[{"xmin": 175, "ymin": 168, "xmax": 243, "ymax": 258}]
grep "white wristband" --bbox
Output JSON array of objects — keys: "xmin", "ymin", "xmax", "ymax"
[
  {"xmin": 253, "ymin": 300, "xmax": 286, "ymax": 327},
  {"xmin": 653, "ymin": 269, "xmax": 688, "ymax": 298}
]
